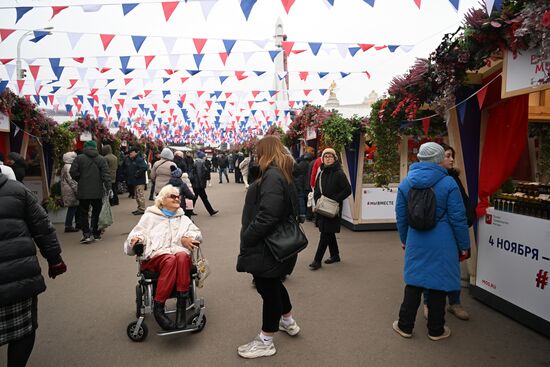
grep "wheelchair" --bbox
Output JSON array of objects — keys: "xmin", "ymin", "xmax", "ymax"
[{"xmin": 126, "ymin": 242, "xmax": 206, "ymax": 342}]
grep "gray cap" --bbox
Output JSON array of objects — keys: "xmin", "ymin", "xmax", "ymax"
[
  {"xmin": 160, "ymin": 148, "xmax": 174, "ymax": 160},
  {"xmin": 417, "ymin": 142, "xmax": 445, "ymax": 164}
]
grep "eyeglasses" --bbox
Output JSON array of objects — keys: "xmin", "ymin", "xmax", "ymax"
[
  {"xmin": 323, "ymin": 155, "xmax": 335, "ymax": 159},
  {"xmin": 168, "ymin": 194, "xmax": 180, "ymax": 200}
]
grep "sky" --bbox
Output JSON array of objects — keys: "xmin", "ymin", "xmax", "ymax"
[{"xmin": 0, "ymin": 0, "xmax": 483, "ymax": 142}]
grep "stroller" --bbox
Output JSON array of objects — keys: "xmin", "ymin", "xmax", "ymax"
[{"xmin": 126, "ymin": 242, "xmax": 206, "ymax": 342}]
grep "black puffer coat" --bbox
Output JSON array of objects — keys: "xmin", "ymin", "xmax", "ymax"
[
  {"xmin": 237, "ymin": 166, "xmax": 298, "ymax": 278},
  {"xmin": 70, "ymin": 147, "xmax": 111, "ymax": 199},
  {"xmin": 314, "ymin": 161, "xmax": 352, "ymax": 233},
  {"xmin": 0, "ymin": 174, "xmax": 62, "ymax": 306}
]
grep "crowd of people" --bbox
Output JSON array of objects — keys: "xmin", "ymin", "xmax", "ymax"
[{"xmin": 0, "ymin": 138, "xmax": 473, "ymax": 364}]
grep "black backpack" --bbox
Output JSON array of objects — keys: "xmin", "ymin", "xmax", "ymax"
[{"xmin": 407, "ymin": 178, "xmax": 445, "ymax": 230}]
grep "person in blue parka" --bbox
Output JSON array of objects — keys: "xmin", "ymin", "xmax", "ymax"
[{"xmin": 392, "ymin": 142, "xmax": 470, "ymax": 341}]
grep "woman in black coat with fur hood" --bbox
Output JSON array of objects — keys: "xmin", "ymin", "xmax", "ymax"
[
  {"xmin": 309, "ymin": 148, "xmax": 352, "ymax": 270},
  {"xmin": 236, "ymin": 135, "xmax": 301, "ymax": 359}
]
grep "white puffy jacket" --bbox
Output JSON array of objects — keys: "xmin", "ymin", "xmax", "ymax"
[{"xmin": 124, "ymin": 206, "xmax": 202, "ymax": 260}]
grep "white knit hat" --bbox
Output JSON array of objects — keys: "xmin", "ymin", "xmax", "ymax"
[
  {"xmin": 321, "ymin": 148, "xmax": 338, "ymax": 160},
  {"xmin": 417, "ymin": 142, "xmax": 444, "ymax": 164},
  {"xmin": 160, "ymin": 148, "xmax": 174, "ymax": 160}
]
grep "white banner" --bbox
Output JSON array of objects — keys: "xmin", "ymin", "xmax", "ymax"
[
  {"xmin": 360, "ymin": 187, "xmax": 396, "ymax": 221},
  {"xmin": 341, "ymin": 197, "xmax": 352, "ymax": 222},
  {"xmin": 502, "ymin": 49, "xmax": 550, "ymax": 98},
  {"xmin": 477, "ymin": 208, "xmax": 550, "ymax": 321},
  {"xmin": 0, "ymin": 112, "xmax": 9, "ymax": 132}
]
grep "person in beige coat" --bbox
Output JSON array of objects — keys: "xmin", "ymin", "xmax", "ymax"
[{"xmin": 151, "ymin": 148, "xmax": 176, "ymax": 195}]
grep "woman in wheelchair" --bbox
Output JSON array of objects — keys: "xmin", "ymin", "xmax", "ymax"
[{"xmin": 124, "ymin": 185, "xmax": 202, "ymax": 331}]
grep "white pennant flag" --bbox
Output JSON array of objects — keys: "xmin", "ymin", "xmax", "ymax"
[
  {"xmin": 56, "ymin": 94, "xmax": 67, "ymax": 106},
  {"xmin": 253, "ymin": 39, "xmax": 269, "ymax": 49},
  {"xmin": 5, "ymin": 64, "xmax": 16, "ymax": 79},
  {"xmin": 86, "ymin": 79, "xmax": 95, "ymax": 89},
  {"xmin": 77, "ymin": 67, "xmax": 88, "ymax": 80},
  {"xmin": 242, "ymin": 51, "xmax": 255, "ymax": 64},
  {"xmin": 485, "ymin": 0, "xmax": 495, "ymax": 15},
  {"xmin": 96, "ymin": 56, "xmax": 109, "ymax": 69},
  {"xmin": 67, "ymin": 33, "xmax": 83, "ymax": 50},
  {"xmin": 336, "ymin": 44, "xmax": 349, "ymax": 58},
  {"xmin": 199, "ymin": 0, "xmax": 217, "ymax": 20},
  {"xmin": 277, "ymin": 71, "xmax": 288, "ymax": 80},
  {"xmin": 34, "ymin": 79, "xmax": 41, "ymax": 93},
  {"xmin": 163, "ymin": 37, "xmax": 178, "ymax": 54},
  {"xmin": 399, "ymin": 45, "xmax": 415, "ymax": 53},
  {"xmin": 147, "ymin": 68, "xmax": 158, "ymax": 82},
  {"xmin": 24, "ymin": 58, "xmax": 36, "ymax": 66},
  {"xmin": 82, "ymin": 5, "xmax": 102, "ymax": 12},
  {"xmin": 14, "ymin": 126, "xmax": 20, "ymax": 137},
  {"xmin": 168, "ymin": 54, "xmax": 180, "ymax": 69}
]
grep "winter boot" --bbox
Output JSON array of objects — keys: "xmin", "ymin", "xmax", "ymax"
[
  {"xmin": 153, "ymin": 301, "xmax": 175, "ymax": 330},
  {"xmin": 176, "ymin": 293, "xmax": 188, "ymax": 329}
]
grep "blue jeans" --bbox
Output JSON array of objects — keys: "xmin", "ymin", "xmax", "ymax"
[
  {"xmin": 423, "ymin": 289, "xmax": 461, "ymax": 305},
  {"xmin": 218, "ymin": 168, "xmax": 229, "ymax": 183},
  {"xmin": 64, "ymin": 206, "xmax": 79, "ymax": 228}
]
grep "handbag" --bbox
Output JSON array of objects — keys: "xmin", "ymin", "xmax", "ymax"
[
  {"xmin": 307, "ymin": 191, "xmax": 315, "ymax": 208},
  {"xmin": 314, "ymin": 172, "xmax": 340, "ymax": 218},
  {"xmin": 193, "ymin": 247, "xmax": 210, "ymax": 288},
  {"xmin": 98, "ymin": 194, "xmax": 113, "ymax": 229},
  {"xmin": 265, "ymin": 215, "xmax": 308, "ymax": 262}
]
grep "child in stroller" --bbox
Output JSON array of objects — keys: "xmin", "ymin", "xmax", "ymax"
[{"xmin": 124, "ymin": 185, "xmax": 206, "ymax": 341}]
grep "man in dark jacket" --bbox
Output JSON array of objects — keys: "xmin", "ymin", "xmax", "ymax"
[
  {"xmin": 70, "ymin": 140, "xmax": 111, "ymax": 243},
  {"xmin": 101, "ymin": 145, "xmax": 119, "ymax": 206},
  {"xmin": 295, "ymin": 152, "xmax": 313, "ymax": 221},
  {"xmin": 127, "ymin": 147, "xmax": 149, "ymax": 215},
  {"xmin": 6, "ymin": 151, "xmax": 27, "ymax": 182},
  {"xmin": 191, "ymin": 151, "xmax": 218, "ymax": 216},
  {"xmin": 0, "ymin": 173, "xmax": 66, "ymax": 366},
  {"xmin": 218, "ymin": 153, "xmax": 229, "ymax": 183}
]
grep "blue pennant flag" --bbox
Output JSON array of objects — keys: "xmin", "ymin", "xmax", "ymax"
[
  {"xmin": 0, "ymin": 81, "xmax": 9, "ymax": 94},
  {"xmin": 87, "ymin": 97, "xmax": 94, "ymax": 106},
  {"xmin": 117, "ymin": 112, "xmax": 122, "ymax": 120},
  {"xmin": 177, "ymin": 100, "xmax": 183, "ymax": 109},
  {"xmin": 131, "ymin": 35, "xmax": 146, "ymax": 52},
  {"xmin": 162, "ymin": 77, "xmax": 170, "ymax": 84},
  {"xmin": 106, "ymin": 106, "xmax": 112, "ymax": 115},
  {"xmin": 318, "ymin": 71, "xmax": 329, "ymax": 79},
  {"xmin": 219, "ymin": 101, "xmax": 226, "ymax": 109},
  {"xmin": 448, "ymin": 0, "xmax": 459, "ymax": 10},
  {"xmin": 363, "ymin": 0, "xmax": 375, "ymax": 6},
  {"xmin": 187, "ymin": 70, "xmax": 200, "ymax": 76},
  {"xmin": 120, "ymin": 56, "xmax": 130, "ymax": 71},
  {"xmin": 494, "ymin": 0, "xmax": 503, "ymax": 10},
  {"xmin": 30, "ymin": 31, "xmax": 50, "ymax": 43},
  {"xmin": 16, "ymin": 7, "xmax": 33, "ymax": 23},
  {"xmin": 340, "ymin": 72, "xmax": 350, "ymax": 78},
  {"xmin": 223, "ymin": 39, "xmax": 237, "ymax": 54},
  {"xmin": 49, "ymin": 58, "xmax": 64, "ymax": 80},
  {"xmin": 113, "ymin": 120, "xmax": 119, "ymax": 128},
  {"xmin": 109, "ymin": 89, "xmax": 116, "ymax": 98},
  {"xmin": 253, "ymin": 70, "xmax": 266, "ymax": 76},
  {"xmin": 348, "ymin": 47, "xmax": 360, "ymax": 56},
  {"xmin": 98, "ymin": 117, "xmax": 104, "ymax": 124},
  {"xmin": 388, "ymin": 45, "xmax": 399, "ymax": 53},
  {"xmin": 65, "ymin": 104, "xmax": 72, "ymax": 113},
  {"xmin": 144, "ymin": 107, "xmax": 149, "ymax": 115},
  {"xmin": 219, "ymin": 75, "xmax": 228, "ymax": 84},
  {"xmin": 51, "ymin": 86, "xmax": 60, "ymax": 94},
  {"xmin": 268, "ymin": 50, "xmax": 280, "ymax": 62},
  {"xmin": 250, "ymin": 109, "xmax": 257, "ymax": 116},
  {"xmin": 457, "ymin": 101, "xmax": 467, "ymax": 125},
  {"xmin": 77, "ymin": 95, "xmax": 84, "ymax": 104},
  {"xmin": 213, "ymin": 90, "xmax": 222, "ymax": 99},
  {"xmin": 268, "ymin": 90, "xmax": 277, "ymax": 97},
  {"xmin": 319, "ymin": 88, "xmax": 328, "ymax": 95},
  {"xmin": 121, "ymin": 68, "xmax": 134, "ymax": 75},
  {"xmin": 326, "ymin": 0, "xmax": 335, "ymax": 5},
  {"xmin": 162, "ymin": 90, "xmax": 170, "ymax": 98},
  {"xmin": 40, "ymin": 96, "xmax": 48, "ymax": 105},
  {"xmin": 240, "ymin": 0, "xmax": 257, "ymax": 20},
  {"xmin": 309, "ymin": 42, "xmax": 322, "ymax": 56},
  {"xmin": 193, "ymin": 54, "xmax": 204, "ymax": 68},
  {"xmin": 102, "ymin": 104, "xmax": 107, "ymax": 111},
  {"xmin": 122, "ymin": 3, "xmax": 138, "ymax": 15},
  {"xmin": 106, "ymin": 79, "xmax": 114, "ymax": 85}
]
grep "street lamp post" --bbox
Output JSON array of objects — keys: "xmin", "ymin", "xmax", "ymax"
[{"xmin": 15, "ymin": 27, "xmax": 54, "ymax": 93}]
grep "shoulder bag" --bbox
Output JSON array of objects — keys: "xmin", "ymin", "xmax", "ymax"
[
  {"xmin": 193, "ymin": 247, "xmax": 210, "ymax": 288},
  {"xmin": 314, "ymin": 171, "xmax": 340, "ymax": 218},
  {"xmin": 261, "ymin": 178, "xmax": 308, "ymax": 262}
]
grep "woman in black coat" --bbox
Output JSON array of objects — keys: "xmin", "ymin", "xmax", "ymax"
[
  {"xmin": 309, "ymin": 148, "xmax": 352, "ymax": 270},
  {"xmin": 0, "ymin": 174, "xmax": 67, "ymax": 367},
  {"xmin": 236, "ymin": 135, "xmax": 301, "ymax": 359}
]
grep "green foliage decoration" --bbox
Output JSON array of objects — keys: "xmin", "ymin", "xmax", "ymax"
[{"xmin": 321, "ymin": 112, "xmax": 364, "ymax": 153}]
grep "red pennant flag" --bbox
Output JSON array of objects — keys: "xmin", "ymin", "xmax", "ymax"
[
  {"xmin": 162, "ymin": 2, "xmax": 179, "ymax": 21},
  {"xmin": 93, "ymin": 94, "xmax": 99, "ymax": 103},
  {"xmin": 35, "ymin": 85, "xmax": 43, "ymax": 95},
  {"xmin": 180, "ymin": 94, "xmax": 186, "ymax": 104},
  {"xmin": 144, "ymin": 55, "xmax": 155, "ymax": 69},
  {"xmin": 152, "ymin": 103, "xmax": 158, "ymax": 111},
  {"xmin": 225, "ymin": 92, "xmax": 232, "ymax": 99},
  {"xmin": 0, "ymin": 29, "xmax": 16, "ymax": 42},
  {"xmin": 289, "ymin": 100, "xmax": 295, "ymax": 108},
  {"xmin": 299, "ymin": 71, "xmax": 308, "ymax": 81},
  {"xmin": 193, "ymin": 38, "xmax": 207, "ymax": 54},
  {"xmin": 180, "ymin": 77, "xmax": 189, "ymax": 84},
  {"xmin": 68, "ymin": 79, "xmax": 77, "ymax": 89},
  {"xmin": 252, "ymin": 90, "xmax": 260, "ymax": 98},
  {"xmin": 124, "ymin": 78, "xmax": 133, "ymax": 85},
  {"xmin": 48, "ymin": 95, "xmax": 55, "ymax": 105},
  {"xmin": 89, "ymin": 88, "xmax": 98, "ymax": 95},
  {"xmin": 374, "ymin": 45, "xmax": 387, "ymax": 51},
  {"xmin": 206, "ymin": 101, "xmax": 213, "ymax": 108},
  {"xmin": 303, "ymin": 89, "xmax": 312, "ymax": 96},
  {"xmin": 358, "ymin": 43, "xmax": 374, "ymax": 52},
  {"xmin": 248, "ymin": 101, "xmax": 254, "ymax": 108},
  {"xmin": 282, "ymin": 41, "xmax": 294, "ymax": 56},
  {"xmin": 414, "ymin": 0, "xmax": 421, "ymax": 9},
  {"xmin": 72, "ymin": 97, "xmax": 80, "ymax": 105},
  {"xmin": 97, "ymin": 67, "xmax": 111, "ymax": 73},
  {"xmin": 422, "ymin": 117, "xmax": 430, "ymax": 136},
  {"xmin": 114, "ymin": 104, "xmax": 121, "ymax": 113},
  {"xmin": 28, "ymin": 65, "xmax": 40, "ymax": 80},
  {"xmin": 477, "ymin": 86, "xmax": 488, "ymax": 109},
  {"xmin": 197, "ymin": 90, "xmax": 205, "ymax": 97},
  {"xmin": 51, "ymin": 6, "xmax": 68, "ymax": 20},
  {"xmin": 73, "ymin": 57, "xmax": 84, "ymax": 63},
  {"xmin": 235, "ymin": 71, "xmax": 248, "ymax": 80},
  {"xmin": 219, "ymin": 52, "xmax": 228, "ymax": 65},
  {"xmin": 0, "ymin": 58, "xmax": 13, "ymax": 64},
  {"xmin": 363, "ymin": 70, "xmax": 371, "ymax": 79},
  {"xmin": 93, "ymin": 106, "xmax": 99, "ymax": 117},
  {"xmin": 17, "ymin": 80, "xmax": 25, "ymax": 93},
  {"xmin": 281, "ymin": 0, "xmax": 295, "ymax": 13},
  {"xmin": 100, "ymin": 34, "xmax": 115, "ymax": 50},
  {"xmin": 118, "ymin": 98, "xmax": 125, "ymax": 108},
  {"xmin": 291, "ymin": 49, "xmax": 306, "ymax": 55},
  {"xmin": 144, "ymin": 90, "xmax": 152, "ymax": 97}
]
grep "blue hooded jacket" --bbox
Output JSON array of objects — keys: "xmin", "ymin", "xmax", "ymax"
[{"xmin": 396, "ymin": 162, "xmax": 470, "ymax": 291}]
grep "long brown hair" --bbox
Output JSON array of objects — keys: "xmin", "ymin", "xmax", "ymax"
[{"xmin": 256, "ymin": 135, "xmax": 294, "ymax": 184}]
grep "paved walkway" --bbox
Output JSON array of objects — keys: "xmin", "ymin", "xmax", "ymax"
[{"xmin": 2, "ymin": 180, "xmax": 549, "ymax": 366}]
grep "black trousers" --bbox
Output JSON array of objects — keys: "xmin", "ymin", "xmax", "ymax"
[
  {"xmin": 398, "ymin": 285, "xmax": 446, "ymax": 336},
  {"xmin": 109, "ymin": 182, "xmax": 119, "ymax": 205},
  {"xmin": 253, "ymin": 277, "xmax": 292, "ymax": 333},
  {"xmin": 192, "ymin": 187, "xmax": 215, "ymax": 215},
  {"xmin": 314, "ymin": 232, "xmax": 339, "ymax": 262},
  {"xmin": 78, "ymin": 198, "xmax": 102, "ymax": 237},
  {"xmin": 7, "ymin": 330, "xmax": 35, "ymax": 367}
]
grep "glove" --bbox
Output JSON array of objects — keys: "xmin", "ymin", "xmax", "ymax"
[
  {"xmin": 401, "ymin": 244, "xmax": 406, "ymax": 251},
  {"xmin": 459, "ymin": 249, "xmax": 471, "ymax": 262},
  {"xmin": 48, "ymin": 261, "xmax": 67, "ymax": 279}
]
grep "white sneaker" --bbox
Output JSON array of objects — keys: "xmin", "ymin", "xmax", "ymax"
[
  {"xmin": 279, "ymin": 319, "xmax": 300, "ymax": 336},
  {"xmin": 237, "ymin": 336, "xmax": 276, "ymax": 359}
]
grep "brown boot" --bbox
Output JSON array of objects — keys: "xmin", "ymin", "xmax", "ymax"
[{"xmin": 447, "ymin": 304, "xmax": 470, "ymax": 320}]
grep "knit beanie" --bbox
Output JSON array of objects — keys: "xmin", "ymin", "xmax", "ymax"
[
  {"xmin": 196, "ymin": 151, "xmax": 205, "ymax": 159},
  {"xmin": 417, "ymin": 142, "xmax": 445, "ymax": 164},
  {"xmin": 160, "ymin": 147, "xmax": 174, "ymax": 161},
  {"xmin": 170, "ymin": 166, "xmax": 182, "ymax": 178},
  {"xmin": 321, "ymin": 148, "xmax": 337, "ymax": 160},
  {"xmin": 84, "ymin": 140, "xmax": 97, "ymax": 149}
]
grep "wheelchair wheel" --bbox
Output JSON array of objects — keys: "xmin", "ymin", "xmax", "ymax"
[
  {"xmin": 127, "ymin": 321, "xmax": 148, "ymax": 342},
  {"xmin": 192, "ymin": 315, "xmax": 206, "ymax": 333},
  {"xmin": 135, "ymin": 285, "xmax": 143, "ymax": 318}
]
